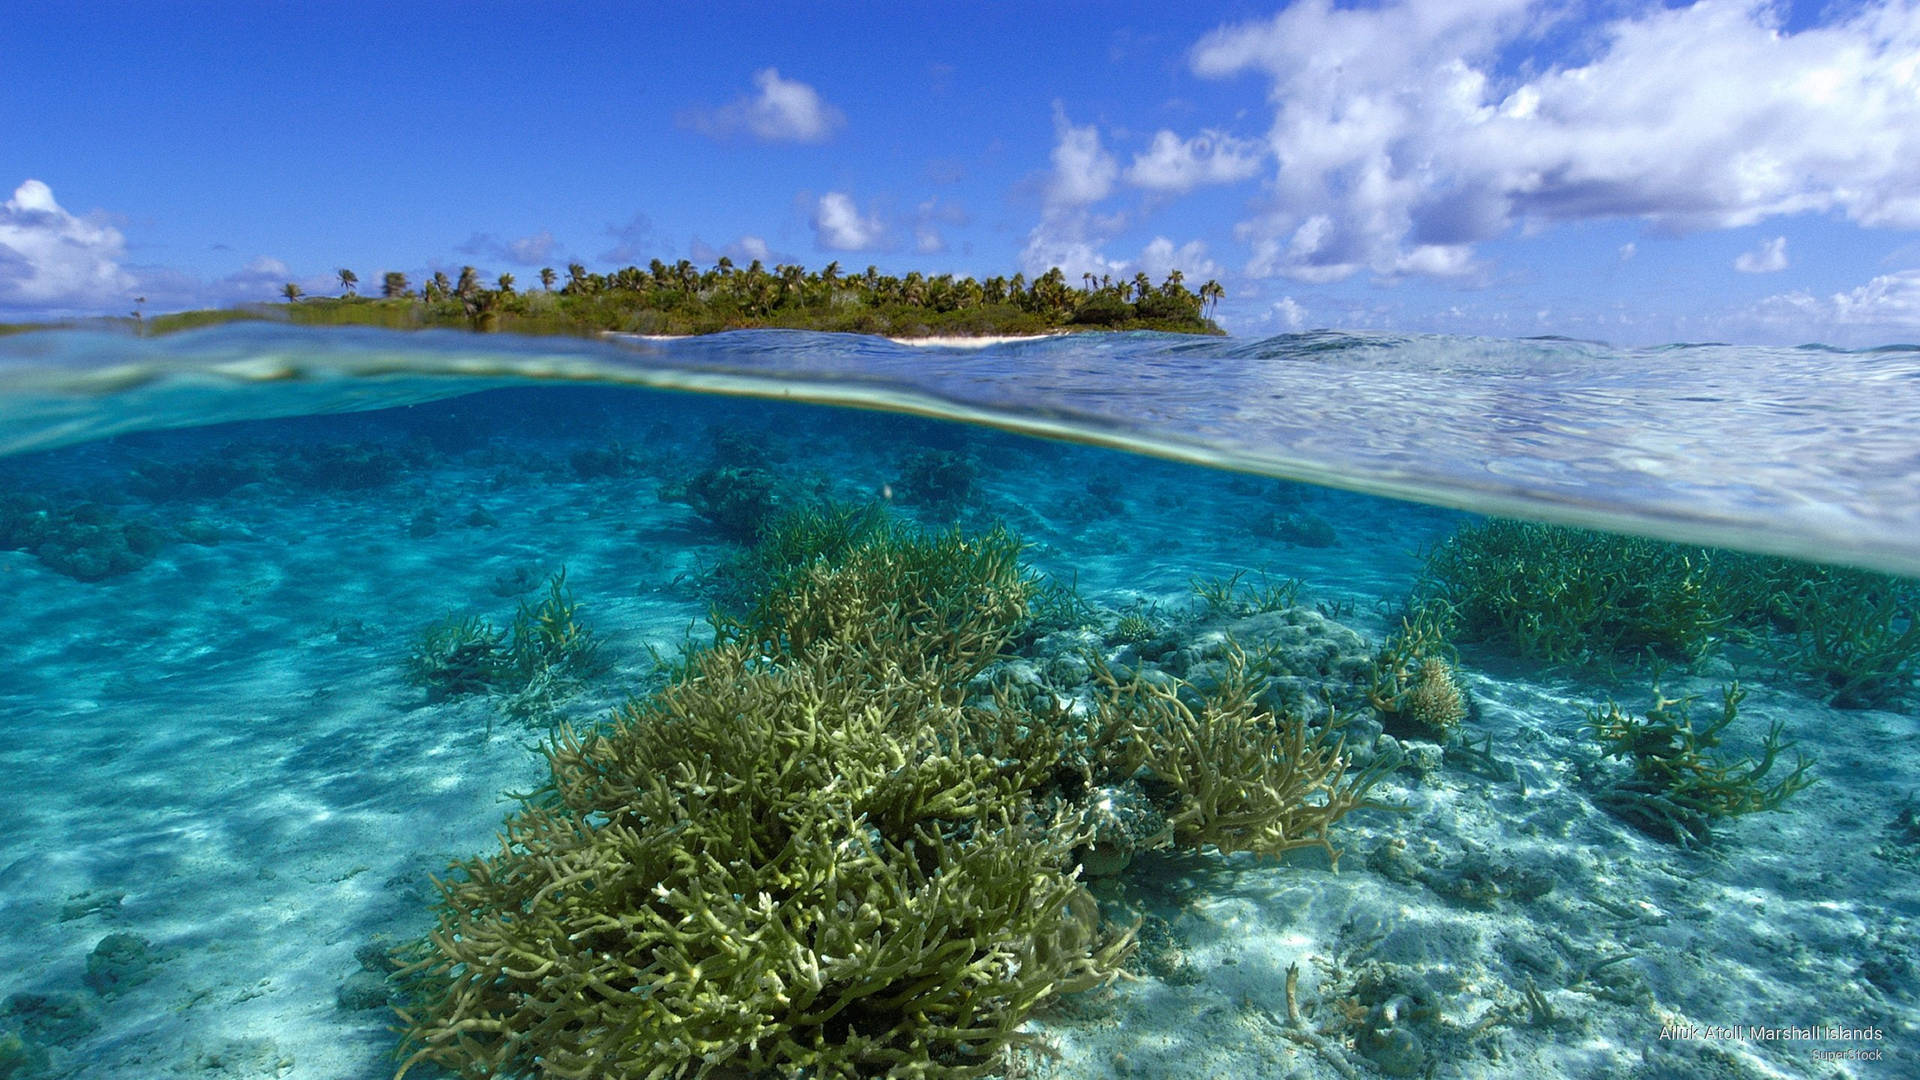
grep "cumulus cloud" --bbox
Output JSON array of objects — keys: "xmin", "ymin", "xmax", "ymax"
[
  {"xmin": 689, "ymin": 234, "xmax": 788, "ymax": 267},
  {"xmin": 213, "ymin": 255, "xmax": 334, "ymax": 304},
  {"xmin": 0, "ymin": 179, "xmax": 134, "ymax": 311},
  {"xmin": 1756, "ymin": 269, "xmax": 1920, "ymax": 333},
  {"xmin": 812, "ymin": 192, "xmax": 886, "ymax": 251},
  {"xmin": 1273, "ymin": 296, "xmax": 1308, "ymax": 330},
  {"xmin": 601, "ymin": 213, "xmax": 657, "ymax": 264},
  {"xmin": 1021, "ymin": 107, "xmax": 1127, "ymax": 277},
  {"xmin": 1734, "ymin": 236, "xmax": 1789, "ymax": 273},
  {"xmin": 1193, "ymin": 0, "xmax": 1920, "ymax": 283},
  {"xmin": 684, "ymin": 68, "xmax": 844, "ymax": 143},
  {"xmin": 912, "ymin": 198, "xmax": 968, "ymax": 255},
  {"xmin": 1124, "ymin": 129, "xmax": 1265, "ymax": 193},
  {"xmin": 1135, "ymin": 236, "xmax": 1222, "ymax": 282},
  {"xmin": 1045, "ymin": 104, "xmax": 1118, "ymax": 208},
  {"xmin": 458, "ymin": 229, "xmax": 563, "ymax": 266}
]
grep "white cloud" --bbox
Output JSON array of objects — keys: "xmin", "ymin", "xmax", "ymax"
[
  {"xmin": 690, "ymin": 234, "xmax": 786, "ymax": 267},
  {"xmin": 211, "ymin": 255, "xmax": 336, "ymax": 304},
  {"xmin": 1194, "ymin": 0, "xmax": 1920, "ymax": 283},
  {"xmin": 1619, "ymin": 242, "xmax": 1637, "ymax": 262},
  {"xmin": 1021, "ymin": 108, "xmax": 1127, "ymax": 277},
  {"xmin": 1125, "ymin": 129, "xmax": 1264, "ymax": 193},
  {"xmin": 0, "ymin": 179, "xmax": 134, "ymax": 311},
  {"xmin": 1135, "ymin": 236, "xmax": 1222, "ymax": 282},
  {"xmin": 458, "ymin": 228, "xmax": 564, "ymax": 266},
  {"xmin": 1734, "ymin": 235, "xmax": 1789, "ymax": 273},
  {"xmin": 1045, "ymin": 104, "xmax": 1117, "ymax": 209},
  {"xmin": 1757, "ymin": 269, "xmax": 1920, "ymax": 332},
  {"xmin": 685, "ymin": 68, "xmax": 844, "ymax": 143},
  {"xmin": 812, "ymin": 192, "xmax": 886, "ymax": 251},
  {"xmin": 507, "ymin": 230, "xmax": 558, "ymax": 265},
  {"xmin": 1273, "ymin": 296, "xmax": 1308, "ymax": 330}
]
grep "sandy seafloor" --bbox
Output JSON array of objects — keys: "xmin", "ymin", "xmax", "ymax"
[{"xmin": 0, "ymin": 384, "xmax": 1916, "ymax": 1080}]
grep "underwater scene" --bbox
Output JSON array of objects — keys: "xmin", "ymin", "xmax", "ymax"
[{"xmin": 0, "ymin": 325, "xmax": 1917, "ymax": 1080}]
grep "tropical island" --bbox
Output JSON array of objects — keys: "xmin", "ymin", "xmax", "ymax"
[{"xmin": 8, "ymin": 260, "xmax": 1226, "ymax": 339}]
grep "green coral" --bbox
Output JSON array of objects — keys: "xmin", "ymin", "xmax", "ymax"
[
  {"xmin": 1716, "ymin": 555, "xmax": 1920, "ymax": 708},
  {"xmin": 394, "ymin": 525, "xmax": 1118, "ymax": 1080},
  {"xmin": 1589, "ymin": 681, "xmax": 1815, "ymax": 849},
  {"xmin": 406, "ymin": 568, "xmax": 602, "ymax": 712},
  {"xmin": 394, "ymin": 523, "xmax": 1385, "ymax": 1078},
  {"xmin": 1189, "ymin": 569, "xmax": 1302, "ymax": 618},
  {"xmin": 1416, "ymin": 519, "xmax": 1725, "ymax": 667},
  {"xmin": 1084, "ymin": 639, "xmax": 1393, "ymax": 862},
  {"xmin": 1367, "ymin": 605, "xmax": 1468, "ymax": 739}
]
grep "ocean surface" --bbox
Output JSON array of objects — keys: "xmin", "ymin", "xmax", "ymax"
[{"xmin": 0, "ymin": 324, "xmax": 1915, "ymax": 1079}]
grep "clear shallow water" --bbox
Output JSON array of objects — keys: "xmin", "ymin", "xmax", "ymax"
[
  {"xmin": 6, "ymin": 324, "xmax": 1920, "ymax": 576},
  {"xmin": 0, "ymin": 324, "xmax": 1915, "ymax": 1080}
]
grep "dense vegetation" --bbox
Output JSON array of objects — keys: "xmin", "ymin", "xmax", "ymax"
[{"xmin": 95, "ymin": 259, "xmax": 1224, "ymax": 338}]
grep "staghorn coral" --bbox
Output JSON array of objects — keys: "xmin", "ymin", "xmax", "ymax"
[
  {"xmin": 1085, "ymin": 639, "xmax": 1394, "ymax": 862},
  {"xmin": 394, "ymin": 523, "xmax": 1386, "ymax": 1078},
  {"xmin": 1416, "ymin": 519, "xmax": 1726, "ymax": 666},
  {"xmin": 405, "ymin": 569, "xmax": 602, "ymax": 712},
  {"xmin": 720, "ymin": 519, "xmax": 1032, "ymax": 689},
  {"xmin": 1367, "ymin": 605, "xmax": 1467, "ymax": 739},
  {"xmin": 394, "ymin": 525, "xmax": 1125, "ymax": 1080},
  {"xmin": 1589, "ymin": 681, "xmax": 1816, "ymax": 849}
]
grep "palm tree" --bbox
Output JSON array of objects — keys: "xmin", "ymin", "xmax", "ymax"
[
  {"xmin": 282, "ymin": 282, "xmax": 303, "ymax": 303},
  {"xmin": 1199, "ymin": 280, "xmax": 1225, "ymax": 318},
  {"xmin": 566, "ymin": 263, "xmax": 589, "ymax": 293},
  {"xmin": 337, "ymin": 268, "xmax": 358, "ymax": 296},
  {"xmin": 539, "ymin": 267, "xmax": 557, "ymax": 291},
  {"xmin": 496, "ymin": 273, "xmax": 515, "ymax": 294},
  {"xmin": 431, "ymin": 270, "xmax": 453, "ymax": 299},
  {"xmin": 455, "ymin": 266, "xmax": 480, "ymax": 300},
  {"xmin": 382, "ymin": 271, "xmax": 411, "ymax": 298}
]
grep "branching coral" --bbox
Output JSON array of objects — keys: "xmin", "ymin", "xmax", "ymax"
[
  {"xmin": 406, "ymin": 568, "xmax": 601, "ymax": 711},
  {"xmin": 720, "ymin": 520, "xmax": 1032, "ymax": 689},
  {"xmin": 394, "ymin": 526, "xmax": 1125, "ymax": 1080},
  {"xmin": 1417, "ymin": 519, "xmax": 1726, "ymax": 666},
  {"xmin": 1085, "ymin": 639, "xmax": 1393, "ymax": 862},
  {"xmin": 394, "ymin": 524, "xmax": 1390, "ymax": 1078},
  {"xmin": 1588, "ymin": 681, "xmax": 1816, "ymax": 849},
  {"xmin": 1367, "ymin": 605, "xmax": 1466, "ymax": 739}
]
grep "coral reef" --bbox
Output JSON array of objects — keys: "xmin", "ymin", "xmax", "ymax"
[
  {"xmin": 395, "ymin": 526, "xmax": 1387, "ymax": 1078},
  {"xmin": 394, "ymin": 525, "xmax": 1126, "ymax": 1079},
  {"xmin": 1084, "ymin": 639, "xmax": 1393, "ymax": 862},
  {"xmin": 0, "ymin": 493, "xmax": 165, "ymax": 581},
  {"xmin": 1589, "ymin": 681, "xmax": 1816, "ymax": 849},
  {"xmin": 894, "ymin": 450, "xmax": 979, "ymax": 511},
  {"xmin": 405, "ymin": 569, "xmax": 601, "ymax": 715},
  {"xmin": 1367, "ymin": 605, "xmax": 1468, "ymax": 739},
  {"xmin": 1718, "ymin": 557, "xmax": 1920, "ymax": 708},
  {"xmin": 1417, "ymin": 519, "xmax": 1725, "ymax": 666},
  {"xmin": 658, "ymin": 465, "xmax": 787, "ymax": 541}
]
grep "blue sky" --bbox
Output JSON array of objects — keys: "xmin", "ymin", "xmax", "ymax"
[{"xmin": 4, "ymin": 0, "xmax": 1920, "ymax": 344}]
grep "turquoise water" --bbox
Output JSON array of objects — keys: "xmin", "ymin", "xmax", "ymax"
[{"xmin": 0, "ymin": 325, "xmax": 1915, "ymax": 1079}]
